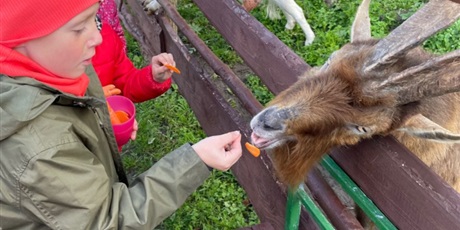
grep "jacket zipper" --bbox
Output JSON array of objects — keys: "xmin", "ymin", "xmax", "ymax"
[
  {"xmin": 88, "ymin": 105, "xmax": 105, "ymax": 129},
  {"xmin": 87, "ymin": 102, "xmax": 129, "ymax": 185}
]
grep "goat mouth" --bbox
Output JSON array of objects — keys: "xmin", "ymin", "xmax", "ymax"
[
  {"xmin": 250, "ymin": 132, "xmax": 280, "ymax": 150},
  {"xmin": 257, "ymin": 140, "xmax": 281, "ymax": 150}
]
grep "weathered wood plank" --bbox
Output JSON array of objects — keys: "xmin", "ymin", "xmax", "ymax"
[{"xmin": 330, "ymin": 136, "xmax": 460, "ymax": 229}]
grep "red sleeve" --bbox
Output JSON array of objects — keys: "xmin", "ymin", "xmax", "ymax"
[{"xmin": 93, "ymin": 22, "xmax": 171, "ymax": 103}]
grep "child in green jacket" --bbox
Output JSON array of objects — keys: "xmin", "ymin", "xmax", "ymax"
[{"xmin": 0, "ymin": 1, "xmax": 242, "ymax": 229}]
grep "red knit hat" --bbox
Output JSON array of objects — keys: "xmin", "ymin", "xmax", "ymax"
[
  {"xmin": 1, "ymin": 0, "xmax": 100, "ymax": 48},
  {"xmin": 0, "ymin": 0, "xmax": 100, "ymax": 97}
]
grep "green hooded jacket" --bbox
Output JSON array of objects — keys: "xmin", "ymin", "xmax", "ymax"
[{"xmin": 0, "ymin": 67, "xmax": 211, "ymax": 229}]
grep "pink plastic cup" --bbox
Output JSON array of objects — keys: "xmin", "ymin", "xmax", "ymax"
[{"xmin": 106, "ymin": 95, "xmax": 136, "ymax": 148}]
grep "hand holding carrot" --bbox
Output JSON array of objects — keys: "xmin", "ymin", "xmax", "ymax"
[
  {"xmin": 192, "ymin": 131, "xmax": 242, "ymax": 171},
  {"xmin": 151, "ymin": 52, "xmax": 177, "ymax": 83}
]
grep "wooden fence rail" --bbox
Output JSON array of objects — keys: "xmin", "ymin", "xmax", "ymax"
[{"xmin": 118, "ymin": 0, "xmax": 460, "ymax": 229}]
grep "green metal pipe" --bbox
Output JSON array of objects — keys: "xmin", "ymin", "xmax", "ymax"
[
  {"xmin": 285, "ymin": 186, "xmax": 335, "ymax": 230},
  {"xmin": 285, "ymin": 187, "xmax": 301, "ymax": 230},
  {"xmin": 321, "ymin": 155, "xmax": 397, "ymax": 230},
  {"xmin": 296, "ymin": 186, "xmax": 335, "ymax": 230}
]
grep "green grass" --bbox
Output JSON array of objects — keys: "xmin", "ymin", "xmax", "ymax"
[{"xmin": 122, "ymin": 0, "xmax": 459, "ymax": 228}]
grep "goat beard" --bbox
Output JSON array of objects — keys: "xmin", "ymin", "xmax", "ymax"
[{"xmin": 272, "ymin": 137, "xmax": 334, "ymax": 188}]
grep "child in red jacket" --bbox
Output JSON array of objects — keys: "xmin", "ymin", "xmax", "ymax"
[
  {"xmin": 92, "ymin": 17, "xmax": 175, "ymax": 103},
  {"xmin": 97, "ymin": 0, "xmax": 126, "ymax": 49}
]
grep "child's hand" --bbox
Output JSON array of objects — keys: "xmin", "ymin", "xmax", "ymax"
[
  {"xmin": 102, "ymin": 84, "xmax": 121, "ymax": 97},
  {"xmin": 192, "ymin": 131, "xmax": 243, "ymax": 171},
  {"xmin": 151, "ymin": 53, "xmax": 175, "ymax": 83},
  {"xmin": 131, "ymin": 119, "xmax": 138, "ymax": 141}
]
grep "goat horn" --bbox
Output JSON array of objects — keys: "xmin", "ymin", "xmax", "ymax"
[
  {"xmin": 376, "ymin": 49, "xmax": 460, "ymax": 105},
  {"xmin": 351, "ymin": 0, "xmax": 371, "ymax": 42},
  {"xmin": 364, "ymin": 0, "xmax": 460, "ymax": 73}
]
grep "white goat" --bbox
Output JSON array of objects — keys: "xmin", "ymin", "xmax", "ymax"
[
  {"xmin": 243, "ymin": 0, "xmax": 315, "ymax": 46},
  {"xmin": 140, "ymin": 0, "xmax": 315, "ymax": 46},
  {"xmin": 141, "ymin": 0, "xmax": 161, "ymax": 12}
]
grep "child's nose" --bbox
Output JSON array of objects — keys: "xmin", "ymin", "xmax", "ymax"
[{"xmin": 89, "ymin": 30, "xmax": 103, "ymax": 47}]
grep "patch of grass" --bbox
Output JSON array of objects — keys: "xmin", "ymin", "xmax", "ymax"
[
  {"xmin": 125, "ymin": 31, "xmax": 146, "ymax": 68},
  {"xmin": 424, "ymin": 20, "xmax": 460, "ymax": 54},
  {"xmin": 157, "ymin": 171, "xmax": 259, "ymax": 229},
  {"xmin": 244, "ymin": 74, "xmax": 274, "ymax": 106}
]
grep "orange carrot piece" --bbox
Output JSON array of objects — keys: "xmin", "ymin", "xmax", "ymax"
[
  {"xmin": 107, "ymin": 103, "xmax": 130, "ymax": 124},
  {"xmin": 245, "ymin": 142, "xmax": 260, "ymax": 157},
  {"xmin": 107, "ymin": 103, "xmax": 122, "ymax": 124},
  {"xmin": 164, "ymin": 63, "xmax": 181, "ymax": 74},
  {"xmin": 114, "ymin": 110, "xmax": 129, "ymax": 123}
]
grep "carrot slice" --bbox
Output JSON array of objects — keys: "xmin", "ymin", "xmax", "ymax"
[
  {"xmin": 245, "ymin": 142, "xmax": 260, "ymax": 157},
  {"xmin": 107, "ymin": 103, "xmax": 122, "ymax": 124},
  {"xmin": 164, "ymin": 63, "xmax": 181, "ymax": 74},
  {"xmin": 114, "ymin": 110, "xmax": 129, "ymax": 123}
]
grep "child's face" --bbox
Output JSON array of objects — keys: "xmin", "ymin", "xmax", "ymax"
[{"xmin": 14, "ymin": 3, "xmax": 102, "ymax": 78}]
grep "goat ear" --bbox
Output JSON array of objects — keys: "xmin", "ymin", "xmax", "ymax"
[
  {"xmin": 351, "ymin": 0, "xmax": 371, "ymax": 42},
  {"xmin": 397, "ymin": 114, "xmax": 460, "ymax": 142}
]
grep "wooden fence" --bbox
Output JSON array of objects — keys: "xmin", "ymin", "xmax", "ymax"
[{"xmin": 117, "ymin": 0, "xmax": 460, "ymax": 229}]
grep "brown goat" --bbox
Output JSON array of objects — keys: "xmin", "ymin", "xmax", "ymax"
[{"xmin": 249, "ymin": 0, "xmax": 460, "ymax": 192}]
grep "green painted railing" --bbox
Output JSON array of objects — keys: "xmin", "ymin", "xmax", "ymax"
[
  {"xmin": 285, "ymin": 155, "xmax": 398, "ymax": 230},
  {"xmin": 285, "ymin": 185, "xmax": 335, "ymax": 230}
]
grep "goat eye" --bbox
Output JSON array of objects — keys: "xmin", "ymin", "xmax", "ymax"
[{"xmin": 356, "ymin": 126, "xmax": 368, "ymax": 133}]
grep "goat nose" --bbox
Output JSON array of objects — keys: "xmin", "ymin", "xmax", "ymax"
[{"xmin": 261, "ymin": 107, "xmax": 292, "ymax": 131}]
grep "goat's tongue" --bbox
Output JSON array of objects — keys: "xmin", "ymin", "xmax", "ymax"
[{"xmin": 250, "ymin": 132, "xmax": 269, "ymax": 148}]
